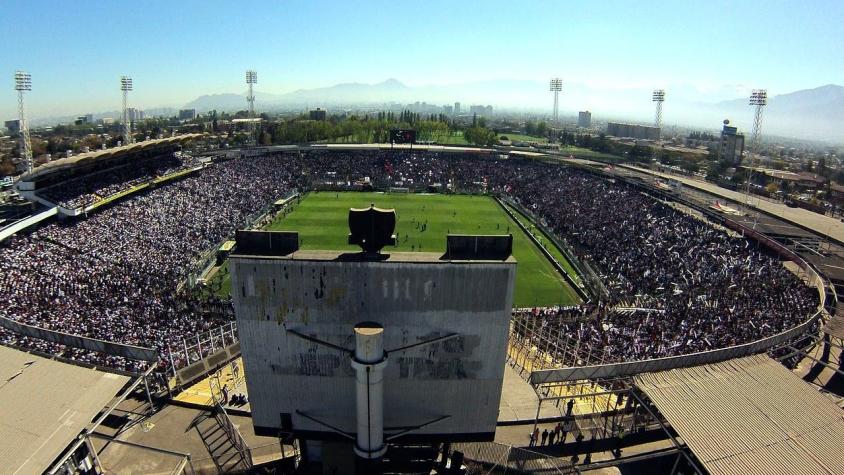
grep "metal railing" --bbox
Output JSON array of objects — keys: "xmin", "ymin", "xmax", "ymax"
[
  {"xmin": 212, "ymin": 400, "xmax": 253, "ymax": 470},
  {"xmin": 167, "ymin": 321, "xmax": 238, "ymax": 376}
]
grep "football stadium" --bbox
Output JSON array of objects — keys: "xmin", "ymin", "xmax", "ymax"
[{"xmin": 1, "ymin": 136, "xmax": 843, "ymax": 475}]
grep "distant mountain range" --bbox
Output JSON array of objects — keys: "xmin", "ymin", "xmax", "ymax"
[
  {"xmin": 182, "ymin": 78, "xmax": 566, "ymax": 112},
  {"xmin": 710, "ymin": 84, "xmax": 844, "ymax": 141},
  {"xmin": 183, "ymin": 79, "xmax": 414, "ymax": 111},
  {"xmin": 26, "ymin": 80, "xmax": 843, "ymax": 144},
  {"xmin": 180, "ymin": 80, "xmax": 843, "ymax": 143}
]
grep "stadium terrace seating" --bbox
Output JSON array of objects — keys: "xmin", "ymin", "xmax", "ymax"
[
  {"xmin": 37, "ymin": 153, "xmax": 194, "ymax": 210},
  {"xmin": 0, "ymin": 150, "xmax": 818, "ymax": 374}
]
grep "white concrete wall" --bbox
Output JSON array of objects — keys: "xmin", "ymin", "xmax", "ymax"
[{"xmin": 231, "ymin": 254, "xmax": 516, "ymax": 439}]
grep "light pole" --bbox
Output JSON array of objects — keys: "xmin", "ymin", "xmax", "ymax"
[
  {"xmin": 120, "ymin": 76, "xmax": 133, "ymax": 145},
  {"xmin": 748, "ymin": 89, "xmax": 767, "ymax": 157},
  {"xmin": 14, "ymin": 71, "xmax": 33, "ymax": 174},
  {"xmin": 549, "ymin": 78, "xmax": 562, "ymax": 124},
  {"xmin": 745, "ymin": 89, "xmax": 767, "ymax": 229},
  {"xmin": 246, "ymin": 70, "xmax": 258, "ymax": 145},
  {"xmin": 652, "ymin": 89, "xmax": 665, "ymax": 139}
]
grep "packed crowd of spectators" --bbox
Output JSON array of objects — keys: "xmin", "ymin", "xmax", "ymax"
[
  {"xmin": 0, "ymin": 154, "xmax": 298, "ymax": 372},
  {"xmin": 38, "ymin": 153, "xmax": 195, "ymax": 209},
  {"xmin": 0, "ymin": 149, "xmax": 820, "ymax": 373},
  {"xmin": 505, "ymin": 164, "xmax": 819, "ymax": 363}
]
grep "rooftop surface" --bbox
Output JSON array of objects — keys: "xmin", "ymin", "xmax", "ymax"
[
  {"xmin": 635, "ymin": 355, "xmax": 844, "ymax": 475},
  {"xmin": 20, "ymin": 134, "xmax": 203, "ymax": 181},
  {"xmin": 620, "ymin": 164, "xmax": 844, "ymax": 246},
  {"xmin": 0, "ymin": 345, "xmax": 130, "ymax": 475}
]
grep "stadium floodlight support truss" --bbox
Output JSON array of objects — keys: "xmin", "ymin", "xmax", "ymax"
[
  {"xmin": 549, "ymin": 78, "xmax": 562, "ymax": 124},
  {"xmin": 246, "ymin": 69, "xmax": 258, "ymax": 144},
  {"xmin": 120, "ymin": 76, "xmax": 133, "ymax": 145},
  {"xmin": 652, "ymin": 89, "xmax": 665, "ymax": 137},
  {"xmin": 14, "ymin": 71, "xmax": 33, "ymax": 174},
  {"xmin": 748, "ymin": 89, "xmax": 767, "ymax": 158},
  {"xmin": 745, "ymin": 89, "xmax": 767, "ymax": 228}
]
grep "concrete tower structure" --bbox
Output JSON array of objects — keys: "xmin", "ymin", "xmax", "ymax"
[{"xmin": 229, "ymin": 211, "xmax": 516, "ymax": 474}]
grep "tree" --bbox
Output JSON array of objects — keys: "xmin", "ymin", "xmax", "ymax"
[
  {"xmin": 629, "ymin": 144, "xmax": 647, "ymax": 160},
  {"xmin": 525, "ymin": 120, "xmax": 536, "ymax": 136},
  {"xmin": 802, "ymin": 159, "xmax": 814, "ymax": 172},
  {"xmin": 835, "ymin": 169, "xmax": 844, "ymax": 185},
  {"xmin": 595, "ymin": 133, "xmax": 609, "ymax": 152},
  {"xmin": 818, "ymin": 157, "xmax": 829, "ymax": 177},
  {"xmin": 464, "ymin": 127, "xmax": 496, "ymax": 146},
  {"xmin": 0, "ymin": 158, "xmax": 15, "ymax": 176},
  {"xmin": 680, "ymin": 159, "xmax": 701, "ymax": 174}
]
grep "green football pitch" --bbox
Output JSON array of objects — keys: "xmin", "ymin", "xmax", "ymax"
[{"xmin": 256, "ymin": 191, "xmax": 580, "ymax": 307}]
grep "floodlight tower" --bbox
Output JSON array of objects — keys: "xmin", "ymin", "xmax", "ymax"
[
  {"xmin": 246, "ymin": 70, "xmax": 257, "ymax": 117},
  {"xmin": 120, "ymin": 76, "xmax": 133, "ymax": 145},
  {"xmin": 748, "ymin": 89, "xmax": 767, "ymax": 157},
  {"xmin": 742, "ymin": 89, "xmax": 767, "ymax": 230},
  {"xmin": 14, "ymin": 71, "xmax": 33, "ymax": 174},
  {"xmin": 246, "ymin": 70, "xmax": 257, "ymax": 145},
  {"xmin": 549, "ymin": 78, "xmax": 562, "ymax": 123},
  {"xmin": 652, "ymin": 89, "xmax": 665, "ymax": 138}
]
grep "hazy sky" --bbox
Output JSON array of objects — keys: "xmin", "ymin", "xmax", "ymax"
[{"xmin": 1, "ymin": 0, "xmax": 841, "ymax": 120}]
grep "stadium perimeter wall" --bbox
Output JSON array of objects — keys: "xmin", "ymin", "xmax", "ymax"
[{"xmin": 0, "ymin": 313, "xmax": 158, "ymax": 362}]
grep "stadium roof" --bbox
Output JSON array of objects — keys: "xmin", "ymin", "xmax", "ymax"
[
  {"xmin": 20, "ymin": 134, "xmax": 203, "ymax": 182},
  {"xmin": 0, "ymin": 346, "xmax": 130, "ymax": 475},
  {"xmin": 617, "ymin": 164, "xmax": 844, "ymax": 246},
  {"xmin": 635, "ymin": 355, "xmax": 844, "ymax": 475}
]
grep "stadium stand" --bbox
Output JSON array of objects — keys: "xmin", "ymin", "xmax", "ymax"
[
  {"xmin": 0, "ymin": 149, "xmax": 820, "ymax": 378},
  {"xmin": 37, "ymin": 152, "xmax": 190, "ymax": 209}
]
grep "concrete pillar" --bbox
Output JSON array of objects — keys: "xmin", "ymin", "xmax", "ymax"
[{"xmin": 350, "ymin": 321, "xmax": 388, "ymax": 467}]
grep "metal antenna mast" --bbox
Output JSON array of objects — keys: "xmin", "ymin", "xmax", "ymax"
[
  {"xmin": 120, "ymin": 76, "xmax": 133, "ymax": 145},
  {"xmin": 14, "ymin": 71, "xmax": 33, "ymax": 174},
  {"xmin": 652, "ymin": 89, "xmax": 665, "ymax": 138},
  {"xmin": 549, "ymin": 78, "xmax": 562, "ymax": 123},
  {"xmin": 246, "ymin": 70, "xmax": 257, "ymax": 144}
]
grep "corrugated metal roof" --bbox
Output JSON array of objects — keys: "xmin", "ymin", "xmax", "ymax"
[
  {"xmin": 0, "ymin": 346, "xmax": 130, "ymax": 475},
  {"xmin": 20, "ymin": 134, "xmax": 203, "ymax": 181},
  {"xmin": 635, "ymin": 355, "xmax": 844, "ymax": 475}
]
